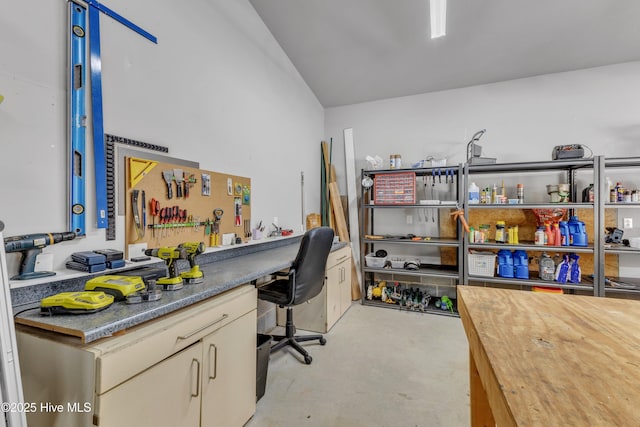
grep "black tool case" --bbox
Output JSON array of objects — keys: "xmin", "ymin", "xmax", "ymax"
[{"xmin": 93, "ymin": 249, "xmax": 125, "ymax": 262}]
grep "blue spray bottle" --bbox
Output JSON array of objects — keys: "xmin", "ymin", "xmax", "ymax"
[{"xmin": 569, "ymin": 254, "xmax": 581, "ymax": 283}]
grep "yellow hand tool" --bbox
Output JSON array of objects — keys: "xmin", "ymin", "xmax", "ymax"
[{"xmin": 210, "ymin": 208, "xmax": 224, "ymax": 246}]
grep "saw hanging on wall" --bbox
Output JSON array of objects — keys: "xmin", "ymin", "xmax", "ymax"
[{"xmin": 68, "ymin": 0, "xmax": 157, "ymax": 235}]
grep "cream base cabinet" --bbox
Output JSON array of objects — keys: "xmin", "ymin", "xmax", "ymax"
[
  {"xmin": 16, "ymin": 285, "xmax": 257, "ymax": 427},
  {"xmin": 201, "ymin": 310, "xmax": 256, "ymax": 427},
  {"xmin": 278, "ymin": 246, "xmax": 352, "ymax": 333}
]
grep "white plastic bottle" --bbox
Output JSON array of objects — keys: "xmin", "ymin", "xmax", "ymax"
[{"xmin": 469, "ymin": 182, "xmax": 480, "ymax": 204}]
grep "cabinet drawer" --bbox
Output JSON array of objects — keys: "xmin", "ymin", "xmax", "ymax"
[
  {"xmin": 97, "ymin": 342, "xmax": 203, "ymax": 427},
  {"xmin": 327, "ymin": 245, "xmax": 350, "ymax": 269},
  {"xmin": 94, "ymin": 285, "xmax": 256, "ymax": 394}
]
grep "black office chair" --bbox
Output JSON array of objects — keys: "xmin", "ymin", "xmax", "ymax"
[{"xmin": 258, "ymin": 226, "xmax": 335, "ymax": 364}]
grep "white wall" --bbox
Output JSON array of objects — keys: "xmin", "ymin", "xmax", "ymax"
[
  {"xmin": 325, "ymin": 62, "xmax": 640, "ymax": 276},
  {"xmin": 325, "ymin": 62, "xmax": 640, "ymax": 195},
  {"xmin": 0, "ymin": 0, "xmax": 323, "ymax": 278}
]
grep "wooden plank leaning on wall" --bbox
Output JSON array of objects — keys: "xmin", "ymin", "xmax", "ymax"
[{"xmin": 321, "ymin": 141, "xmax": 362, "ymax": 301}]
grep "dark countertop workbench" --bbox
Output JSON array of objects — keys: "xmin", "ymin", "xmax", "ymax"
[{"xmin": 14, "ymin": 238, "xmax": 347, "ymax": 344}]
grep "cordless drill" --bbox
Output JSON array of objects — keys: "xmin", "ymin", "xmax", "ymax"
[
  {"xmin": 3, "ymin": 231, "xmax": 76, "ymax": 280},
  {"xmin": 177, "ymin": 242, "xmax": 205, "ymax": 284},
  {"xmin": 144, "ymin": 247, "xmax": 188, "ymax": 290}
]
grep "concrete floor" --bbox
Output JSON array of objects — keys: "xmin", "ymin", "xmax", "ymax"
[{"xmin": 246, "ymin": 303, "xmax": 470, "ymax": 427}]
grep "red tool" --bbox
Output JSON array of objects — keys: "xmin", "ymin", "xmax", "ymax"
[{"xmin": 149, "ymin": 198, "xmax": 160, "ymax": 236}]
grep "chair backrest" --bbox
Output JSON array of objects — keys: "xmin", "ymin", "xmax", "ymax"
[{"xmin": 290, "ymin": 226, "xmax": 335, "ymax": 304}]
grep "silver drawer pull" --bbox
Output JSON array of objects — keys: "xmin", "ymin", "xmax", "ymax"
[
  {"xmin": 191, "ymin": 358, "xmax": 201, "ymax": 398},
  {"xmin": 178, "ymin": 314, "xmax": 229, "ymax": 340},
  {"xmin": 208, "ymin": 344, "xmax": 217, "ymax": 380},
  {"xmin": 335, "ymin": 255, "xmax": 348, "ymax": 262}
]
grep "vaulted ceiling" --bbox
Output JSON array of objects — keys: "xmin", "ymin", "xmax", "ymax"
[{"xmin": 250, "ymin": 0, "xmax": 640, "ymax": 107}]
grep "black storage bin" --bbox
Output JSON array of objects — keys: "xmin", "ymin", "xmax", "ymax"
[{"xmin": 256, "ymin": 334, "xmax": 272, "ymax": 401}]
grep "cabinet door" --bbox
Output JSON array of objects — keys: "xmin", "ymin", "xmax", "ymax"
[
  {"xmin": 339, "ymin": 259, "xmax": 352, "ymax": 316},
  {"xmin": 325, "ymin": 263, "xmax": 342, "ymax": 330},
  {"xmin": 97, "ymin": 342, "xmax": 202, "ymax": 427},
  {"xmin": 201, "ymin": 310, "xmax": 256, "ymax": 427}
]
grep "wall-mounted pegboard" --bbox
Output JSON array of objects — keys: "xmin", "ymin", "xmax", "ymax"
[{"xmin": 125, "ymin": 156, "xmax": 251, "ymax": 253}]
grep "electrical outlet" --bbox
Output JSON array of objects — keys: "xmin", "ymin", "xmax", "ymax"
[
  {"xmin": 127, "ymin": 243, "xmax": 148, "ymax": 260},
  {"xmin": 406, "ymin": 215, "xmax": 413, "ymax": 225},
  {"xmin": 623, "ymin": 218, "xmax": 633, "ymax": 229}
]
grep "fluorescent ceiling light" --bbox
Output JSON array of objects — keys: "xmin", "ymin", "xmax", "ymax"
[{"xmin": 430, "ymin": 0, "xmax": 447, "ymax": 39}]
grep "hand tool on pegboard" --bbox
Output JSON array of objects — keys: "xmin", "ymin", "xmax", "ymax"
[
  {"xmin": 201, "ymin": 173, "xmax": 211, "ymax": 196},
  {"xmin": 184, "ymin": 173, "xmax": 195, "ymax": 198},
  {"xmin": 234, "ymin": 198, "xmax": 242, "ymax": 226},
  {"xmin": 131, "ymin": 190, "xmax": 145, "ymax": 239},
  {"xmin": 129, "ymin": 157, "xmax": 158, "ymax": 188},
  {"xmin": 149, "ymin": 198, "xmax": 159, "ymax": 239},
  {"xmin": 162, "ymin": 170, "xmax": 174, "ymax": 199},
  {"xmin": 173, "ymin": 168, "xmax": 184, "ymax": 198},
  {"xmin": 210, "ymin": 209, "xmax": 223, "ymax": 246},
  {"xmin": 158, "ymin": 207, "xmax": 166, "ymax": 238}
]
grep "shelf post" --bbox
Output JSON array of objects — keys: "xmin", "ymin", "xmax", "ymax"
[
  {"xmin": 462, "ymin": 162, "xmax": 470, "ymax": 285},
  {"xmin": 594, "ymin": 156, "xmax": 605, "ymax": 297}
]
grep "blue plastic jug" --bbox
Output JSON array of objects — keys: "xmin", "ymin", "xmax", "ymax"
[
  {"xmin": 497, "ymin": 249, "xmax": 514, "ymax": 278},
  {"xmin": 513, "ymin": 250, "xmax": 529, "ymax": 279},
  {"xmin": 568, "ymin": 216, "xmax": 588, "ymax": 246},
  {"xmin": 559, "ymin": 221, "xmax": 570, "ymax": 246}
]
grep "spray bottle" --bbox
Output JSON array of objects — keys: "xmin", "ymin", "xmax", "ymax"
[
  {"xmin": 544, "ymin": 222, "xmax": 554, "ymax": 246},
  {"xmin": 552, "ymin": 223, "xmax": 561, "ymax": 247}
]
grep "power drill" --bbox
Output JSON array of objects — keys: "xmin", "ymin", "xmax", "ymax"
[
  {"xmin": 177, "ymin": 242, "xmax": 205, "ymax": 284},
  {"xmin": 144, "ymin": 247, "xmax": 188, "ymax": 290},
  {"xmin": 3, "ymin": 231, "xmax": 76, "ymax": 280}
]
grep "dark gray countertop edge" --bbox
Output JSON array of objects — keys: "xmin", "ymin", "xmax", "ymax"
[
  {"xmin": 10, "ymin": 235, "xmax": 304, "ymax": 308},
  {"xmin": 14, "ymin": 238, "xmax": 348, "ymax": 343}
]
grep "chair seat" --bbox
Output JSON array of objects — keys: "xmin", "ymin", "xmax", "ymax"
[{"xmin": 258, "ymin": 279, "xmax": 291, "ymax": 305}]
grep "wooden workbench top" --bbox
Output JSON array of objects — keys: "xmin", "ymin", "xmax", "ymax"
[{"xmin": 458, "ymin": 286, "xmax": 640, "ymax": 427}]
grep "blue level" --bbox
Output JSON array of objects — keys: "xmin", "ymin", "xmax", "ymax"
[
  {"xmin": 69, "ymin": 2, "xmax": 87, "ymax": 235},
  {"xmin": 68, "ymin": 0, "xmax": 156, "ymax": 234},
  {"xmin": 88, "ymin": 4, "xmax": 106, "ymax": 230},
  {"xmin": 87, "ymin": 0, "xmax": 156, "ymax": 231}
]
